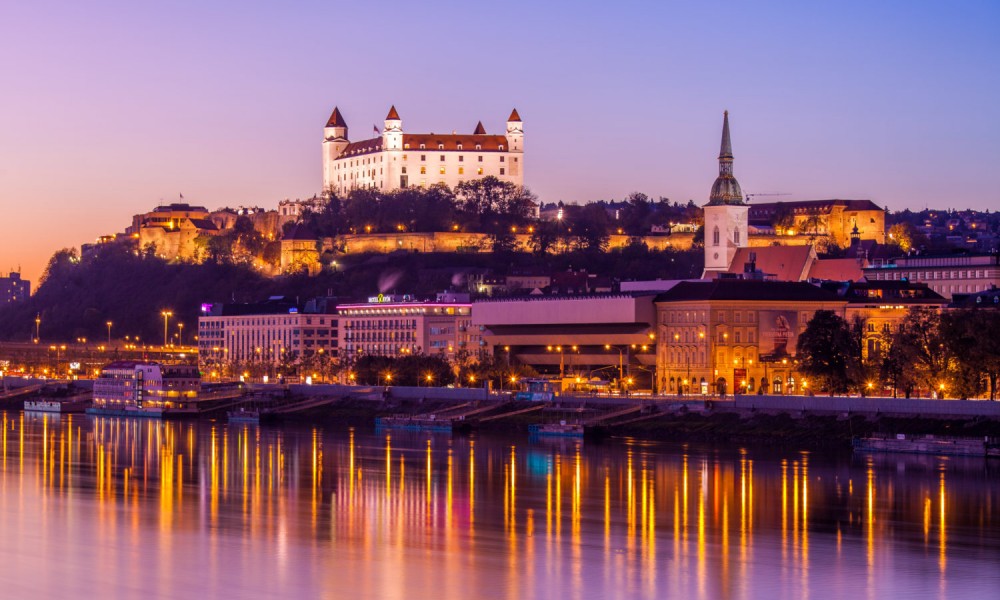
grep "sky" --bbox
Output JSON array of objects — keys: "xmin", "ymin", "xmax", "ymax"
[{"xmin": 1, "ymin": 0, "xmax": 998, "ymax": 284}]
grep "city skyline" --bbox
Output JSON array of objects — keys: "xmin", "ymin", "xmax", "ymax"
[{"xmin": 2, "ymin": 1, "xmax": 998, "ymax": 284}]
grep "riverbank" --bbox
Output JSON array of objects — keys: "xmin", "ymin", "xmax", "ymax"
[{"xmin": 268, "ymin": 397, "xmax": 1000, "ymax": 449}]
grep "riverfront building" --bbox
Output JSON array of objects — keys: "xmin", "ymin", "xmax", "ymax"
[
  {"xmin": 862, "ymin": 251, "xmax": 1000, "ymax": 299},
  {"xmin": 197, "ymin": 298, "xmax": 338, "ymax": 375},
  {"xmin": 322, "ymin": 105, "xmax": 524, "ymax": 195},
  {"xmin": 472, "ymin": 293, "xmax": 658, "ymax": 387},
  {"xmin": 92, "ymin": 361, "xmax": 200, "ymax": 409},
  {"xmin": 337, "ymin": 292, "xmax": 477, "ymax": 363},
  {"xmin": 654, "ymin": 280, "xmax": 846, "ymax": 396},
  {"xmin": 0, "ymin": 272, "xmax": 29, "ymax": 304}
]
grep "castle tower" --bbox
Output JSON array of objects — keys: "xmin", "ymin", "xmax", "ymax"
[
  {"xmin": 505, "ymin": 108, "xmax": 523, "ymax": 152},
  {"xmin": 382, "ymin": 104, "xmax": 403, "ymax": 150},
  {"xmin": 505, "ymin": 108, "xmax": 523, "ymax": 179},
  {"xmin": 703, "ymin": 110, "xmax": 749, "ymax": 275},
  {"xmin": 322, "ymin": 107, "xmax": 350, "ymax": 193}
]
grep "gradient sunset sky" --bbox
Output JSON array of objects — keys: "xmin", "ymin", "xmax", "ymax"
[{"xmin": 2, "ymin": 0, "xmax": 998, "ymax": 283}]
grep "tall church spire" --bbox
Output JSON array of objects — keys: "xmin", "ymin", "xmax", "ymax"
[{"xmin": 708, "ymin": 110, "xmax": 744, "ymax": 205}]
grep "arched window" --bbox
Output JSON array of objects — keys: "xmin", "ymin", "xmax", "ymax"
[{"xmin": 712, "ymin": 226, "xmax": 720, "ymax": 246}]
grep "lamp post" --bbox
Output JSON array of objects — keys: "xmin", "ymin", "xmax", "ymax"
[
  {"xmin": 178, "ymin": 323, "xmax": 184, "ymax": 347},
  {"xmin": 106, "ymin": 321, "xmax": 113, "ymax": 347},
  {"xmin": 34, "ymin": 314, "xmax": 41, "ymax": 343},
  {"xmin": 546, "ymin": 345, "xmax": 577, "ymax": 379},
  {"xmin": 161, "ymin": 310, "xmax": 173, "ymax": 348}
]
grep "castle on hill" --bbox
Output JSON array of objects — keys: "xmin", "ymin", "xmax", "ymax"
[{"xmin": 322, "ymin": 105, "xmax": 524, "ymax": 196}]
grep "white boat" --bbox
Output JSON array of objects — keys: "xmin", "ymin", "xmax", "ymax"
[{"xmin": 24, "ymin": 399, "xmax": 91, "ymax": 414}]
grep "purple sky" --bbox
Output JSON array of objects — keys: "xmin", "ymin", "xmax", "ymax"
[{"xmin": 1, "ymin": 1, "xmax": 998, "ymax": 284}]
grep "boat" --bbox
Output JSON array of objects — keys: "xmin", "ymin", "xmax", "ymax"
[
  {"xmin": 24, "ymin": 398, "xmax": 91, "ymax": 414},
  {"xmin": 375, "ymin": 414, "xmax": 453, "ymax": 432},
  {"xmin": 86, "ymin": 405, "xmax": 166, "ymax": 419},
  {"xmin": 228, "ymin": 408, "xmax": 261, "ymax": 424},
  {"xmin": 528, "ymin": 421, "xmax": 585, "ymax": 438},
  {"xmin": 854, "ymin": 433, "xmax": 1000, "ymax": 458}
]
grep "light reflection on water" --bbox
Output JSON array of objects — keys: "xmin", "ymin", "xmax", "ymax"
[{"xmin": 0, "ymin": 412, "xmax": 998, "ymax": 599}]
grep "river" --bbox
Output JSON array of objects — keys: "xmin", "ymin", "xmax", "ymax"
[{"xmin": 0, "ymin": 412, "xmax": 997, "ymax": 599}]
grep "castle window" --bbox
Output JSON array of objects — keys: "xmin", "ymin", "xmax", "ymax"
[
  {"xmin": 438, "ymin": 144, "xmax": 444, "ymax": 150},
  {"xmin": 439, "ymin": 155, "xmax": 445, "ymax": 161},
  {"xmin": 734, "ymin": 229, "xmax": 740, "ymax": 244},
  {"xmin": 439, "ymin": 167, "xmax": 446, "ymax": 175},
  {"xmin": 458, "ymin": 167, "xmax": 464, "ymax": 175},
  {"xmin": 401, "ymin": 167, "xmax": 407, "ymax": 174},
  {"xmin": 500, "ymin": 156, "xmax": 505, "ymax": 162},
  {"xmin": 500, "ymin": 168, "xmax": 505, "ymax": 175},
  {"xmin": 402, "ymin": 154, "xmax": 407, "ymax": 160},
  {"xmin": 475, "ymin": 144, "xmax": 481, "ymax": 150},
  {"xmin": 419, "ymin": 144, "xmax": 425, "ymax": 149},
  {"xmin": 459, "ymin": 156, "xmax": 464, "ymax": 162},
  {"xmin": 478, "ymin": 156, "xmax": 483, "ymax": 162},
  {"xmin": 421, "ymin": 155, "xmax": 426, "ymax": 161},
  {"xmin": 457, "ymin": 144, "xmax": 463, "ymax": 150},
  {"xmin": 712, "ymin": 226, "xmax": 720, "ymax": 246},
  {"xmin": 420, "ymin": 166, "xmax": 426, "ymax": 174},
  {"xmin": 477, "ymin": 168, "xmax": 483, "ymax": 175},
  {"xmin": 514, "ymin": 157, "xmax": 518, "ymax": 162}
]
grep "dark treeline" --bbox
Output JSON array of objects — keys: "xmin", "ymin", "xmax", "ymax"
[
  {"xmin": 797, "ymin": 307, "xmax": 1000, "ymax": 400},
  {"xmin": 299, "ymin": 180, "xmax": 701, "ymax": 254},
  {"xmin": 0, "ymin": 235, "xmax": 703, "ymax": 344}
]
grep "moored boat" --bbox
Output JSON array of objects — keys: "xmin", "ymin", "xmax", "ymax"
[
  {"xmin": 529, "ymin": 421, "xmax": 585, "ymax": 438},
  {"xmin": 854, "ymin": 433, "xmax": 1000, "ymax": 458}
]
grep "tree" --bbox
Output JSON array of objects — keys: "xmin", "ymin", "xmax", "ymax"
[
  {"xmin": 770, "ymin": 203, "xmax": 795, "ymax": 234},
  {"xmin": 941, "ymin": 308, "xmax": 1000, "ymax": 399},
  {"xmin": 797, "ymin": 310, "xmax": 860, "ymax": 394},
  {"xmin": 570, "ymin": 203, "xmax": 611, "ymax": 253},
  {"xmin": 890, "ymin": 307, "xmax": 953, "ymax": 397}
]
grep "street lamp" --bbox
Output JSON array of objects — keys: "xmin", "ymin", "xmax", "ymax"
[
  {"xmin": 546, "ymin": 344, "xmax": 577, "ymax": 379},
  {"xmin": 161, "ymin": 310, "xmax": 173, "ymax": 348},
  {"xmin": 106, "ymin": 321, "xmax": 113, "ymax": 346},
  {"xmin": 34, "ymin": 314, "xmax": 41, "ymax": 343},
  {"xmin": 178, "ymin": 322, "xmax": 184, "ymax": 347}
]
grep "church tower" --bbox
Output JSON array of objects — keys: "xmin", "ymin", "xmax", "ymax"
[
  {"xmin": 702, "ymin": 111, "xmax": 749, "ymax": 276},
  {"xmin": 322, "ymin": 106, "xmax": 350, "ymax": 193}
]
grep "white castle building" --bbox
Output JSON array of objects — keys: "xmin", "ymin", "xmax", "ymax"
[
  {"xmin": 322, "ymin": 105, "xmax": 524, "ymax": 195},
  {"xmin": 703, "ymin": 111, "xmax": 749, "ymax": 276}
]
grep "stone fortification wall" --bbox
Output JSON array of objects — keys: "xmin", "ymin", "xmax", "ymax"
[{"xmin": 333, "ymin": 231, "xmax": 812, "ymax": 255}]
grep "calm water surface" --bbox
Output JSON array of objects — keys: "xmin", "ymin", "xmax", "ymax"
[{"xmin": 0, "ymin": 412, "xmax": 998, "ymax": 599}]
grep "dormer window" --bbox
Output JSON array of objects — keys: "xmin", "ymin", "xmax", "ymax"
[
  {"xmin": 498, "ymin": 145, "xmax": 504, "ymax": 151},
  {"xmin": 438, "ymin": 144, "xmax": 444, "ymax": 150},
  {"xmin": 475, "ymin": 144, "xmax": 481, "ymax": 150},
  {"xmin": 404, "ymin": 143, "xmax": 410, "ymax": 149},
  {"xmin": 457, "ymin": 144, "xmax": 463, "ymax": 150},
  {"xmin": 419, "ymin": 144, "xmax": 426, "ymax": 149}
]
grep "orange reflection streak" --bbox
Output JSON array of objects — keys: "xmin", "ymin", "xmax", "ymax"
[
  {"xmin": 555, "ymin": 453, "xmax": 562, "ymax": 540},
  {"xmin": 793, "ymin": 461, "xmax": 800, "ymax": 565},
  {"xmin": 468, "ymin": 441, "xmax": 475, "ymax": 531},
  {"xmin": 447, "ymin": 448, "xmax": 454, "ymax": 530},
  {"xmin": 546, "ymin": 462, "xmax": 552, "ymax": 539},
  {"xmin": 801, "ymin": 455, "xmax": 810, "ymax": 595},
  {"xmin": 385, "ymin": 434, "xmax": 391, "ymax": 501},
  {"xmin": 781, "ymin": 459, "xmax": 788, "ymax": 563},
  {"xmin": 425, "ymin": 440, "xmax": 432, "ymax": 509},
  {"xmin": 604, "ymin": 472, "xmax": 610, "ymax": 554},
  {"xmin": 866, "ymin": 463, "xmax": 875, "ymax": 588},
  {"xmin": 697, "ymin": 459, "xmax": 706, "ymax": 599},
  {"xmin": 939, "ymin": 469, "xmax": 947, "ymax": 576}
]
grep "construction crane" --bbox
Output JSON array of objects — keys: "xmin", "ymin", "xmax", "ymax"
[{"xmin": 744, "ymin": 193, "xmax": 790, "ymax": 203}]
